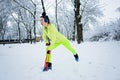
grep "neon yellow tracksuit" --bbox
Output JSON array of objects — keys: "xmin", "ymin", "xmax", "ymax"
[{"xmin": 42, "ymin": 23, "xmax": 76, "ymax": 62}]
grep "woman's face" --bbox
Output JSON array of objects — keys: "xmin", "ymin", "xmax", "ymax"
[
  {"xmin": 40, "ymin": 17, "xmax": 45, "ymax": 26},
  {"xmin": 40, "ymin": 17, "xmax": 48, "ymax": 27}
]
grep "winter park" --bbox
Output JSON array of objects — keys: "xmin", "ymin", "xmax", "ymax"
[{"xmin": 0, "ymin": 0, "xmax": 120, "ymax": 80}]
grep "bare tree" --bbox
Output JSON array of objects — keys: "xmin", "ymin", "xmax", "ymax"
[
  {"xmin": 13, "ymin": 0, "xmax": 37, "ymax": 43},
  {"xmin": 0, "ymin": 16, "xmax": 7, "ymax": 40},
  {"xmin": 10, "ymin": 9, "xmax": 22, "ymax": 42},
  {"xmin": 0, "ymin": 0, "xmax": 12, "ymax": 40}
]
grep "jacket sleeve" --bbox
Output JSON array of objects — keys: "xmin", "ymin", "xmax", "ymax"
[{"xmin": 42, "ymin": 28, "xmax": 48, "ymax": 43}]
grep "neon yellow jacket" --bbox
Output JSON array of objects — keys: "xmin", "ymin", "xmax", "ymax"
[{"xmin": 42, "ymin": 23, "xmax": 67, "ymax": 48}]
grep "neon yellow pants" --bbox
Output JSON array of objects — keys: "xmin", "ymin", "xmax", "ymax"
[{"xmin": 45, "ymin": 40, "xmax": 76, "ymax": 62}]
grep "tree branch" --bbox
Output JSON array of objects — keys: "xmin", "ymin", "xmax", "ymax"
[
  {"xmin": 57, "ymin": 0, "xmax": 62, "ymax": 5},
  {"xmin": 13, "ymin": 0, "xmax": 34, "ymax": 16}
]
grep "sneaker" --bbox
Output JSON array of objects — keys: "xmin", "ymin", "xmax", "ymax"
[
  {"xmin": 48, "ymin": 62, "xmax": 52, "ymax": 70},
  {"xmin": 43, "ymin": 67, "xmax": 48, "ymax": 71},
  {"xmin": 43, "ymin": 62, "xmax": 52, "ymax": 72},
  {"xmin": 74, "ymin": 54, "xmax": 79, "ymax": 62}
]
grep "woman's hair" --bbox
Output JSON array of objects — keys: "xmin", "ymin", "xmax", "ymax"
[{"xmin": 40, "ymin": 12, "xmax": 50, "ymax": 24}]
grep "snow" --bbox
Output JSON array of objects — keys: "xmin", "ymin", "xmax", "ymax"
[{"xmin": 0, "ymin": 41, "xmax": 120, "ymax": 80}]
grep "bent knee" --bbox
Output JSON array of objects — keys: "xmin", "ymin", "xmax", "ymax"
[{"xmin": 47, "ymin": 50, "xmax": 51, "ymax": 54}]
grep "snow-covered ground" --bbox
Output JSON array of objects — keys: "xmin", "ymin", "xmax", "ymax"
[{"xmin": 0, "ymin": 41, "xmax": 120, "ymax": 80}]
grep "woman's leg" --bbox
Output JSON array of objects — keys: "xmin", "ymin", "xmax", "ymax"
[
  {"xmin": 45, "ymin": 42, "xmax": 61, "ymax": 62},
  {"xmin": 62, "ymin": 40, "xmax": 79, "ymax": 62},
  {"xmin": 43, "ymin": 43, "xmax": 61, "ymax": 71},
  {"xmin": 62, "ymin": 40, "xmax": 76, "ymax": 55}
]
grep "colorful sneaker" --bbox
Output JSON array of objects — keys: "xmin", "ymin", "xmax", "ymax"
[
  {"xmin": 43, "ymin": 62, "xmax": 52, "ymax": 72},
  {"xmin": 43, "ymin": 67, "xmax": 48, "ymax": 71}
]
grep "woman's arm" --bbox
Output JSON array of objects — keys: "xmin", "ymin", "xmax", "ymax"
[{"xmin": 42, "ymin": 28, "xmax": 48, "ymax": 43}]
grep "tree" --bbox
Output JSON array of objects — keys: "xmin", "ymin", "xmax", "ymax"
[
  {"xmin": 0, "ymin": 16, "xmax": 7, "ymax": 40},
  {"xmin": 0, "ymin": 0, "xmax": 104, "ymax": 43},
  {"xmin": 81, "ymin": 0, "xmax": 103, "ymax": 28},
  {"xmin": 74, "ymin": 0, "xmax": 83, "ymax": 44},
  {"xmin": 73, "ymin": 0, "xmax": 103, "ymax": 43},
  {"xmin": 0, "ymin": 0, "xmax": 12, "ymax": 40},
  {"xmin": 13, "ymin": 0, "xmax": 38, "ymax": 43},
  {"xmin": 54, "ymin": 0, "xmax": 74, "ymax": 39},
  {"xmin": 10, "ymin": 9, "xmax": 21, "ymax": 42}
]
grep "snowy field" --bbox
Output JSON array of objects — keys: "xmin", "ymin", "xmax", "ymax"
[{"xmin": 0, "ymin": 41, "xmax": 120, "ymax": 80}]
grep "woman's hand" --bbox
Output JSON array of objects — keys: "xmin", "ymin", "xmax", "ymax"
[{"xmin": 46, "ymin": 42, "xmax": 51, "ymax": 46}]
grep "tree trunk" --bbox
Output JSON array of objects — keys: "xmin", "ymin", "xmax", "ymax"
[
  {"xmin": 72, "ymin": 20, "xmax": 76, "ymax": 41},
  {"xmin": 74, "ymin": 0, "xmax": 83, "ymax": 44},
  {"xmin": 29, "ymin": 30, "xmax": 32, "ymax": 44},
  {"xmin": 18, "ymin": 24, "xmax": 20, "ymax": 43},
  {"xmin": 77, "ymin": 23, "xmax": 83, "ymax": 43},
  {"xmin": 33, "ymin": 4, "xmax": 36, "ymax": 42},
  {"xmin": 41, "ymin": 0, "xmax": 46, "ymax": 12},
  {"xmin": 27, "ymin": 30, "xmax": 29, "ymax": 41},
  {"xmin": 18, "ymin": 10, "xmax": 21, "ymax": 43},
  {"xmin": 2, "ymin": 30, "xmax": 5, "ymax": 42},
  {"xmin": 1, "ymin": 21, "xmax": 6, "ymax": 42},
  {"xmin": 55, "ymin": 0, "xmax": 60, "ymax": 31}
]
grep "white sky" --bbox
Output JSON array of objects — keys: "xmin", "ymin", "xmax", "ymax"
[{"xmin": 99, "ymin": 0, "xmax": 120, "ymax": 23}]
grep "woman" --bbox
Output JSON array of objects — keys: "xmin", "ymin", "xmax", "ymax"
[{"xmin": 40, "ymin": 12, "xmax": 79, "ymax": 71}]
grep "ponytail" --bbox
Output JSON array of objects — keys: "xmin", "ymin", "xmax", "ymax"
[{"xmin": 40, "ymin": 12, "xmax": 50, "ymax": 24}]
